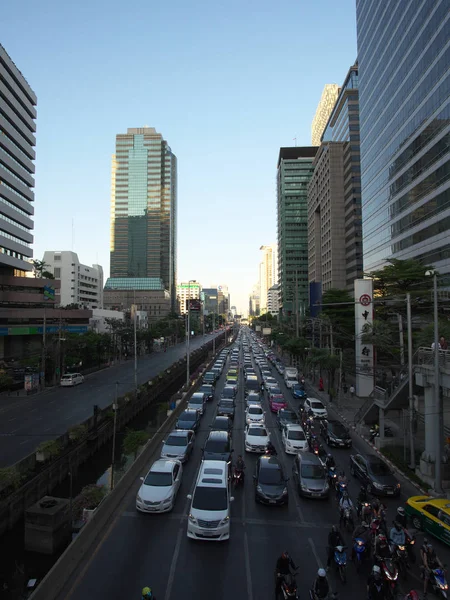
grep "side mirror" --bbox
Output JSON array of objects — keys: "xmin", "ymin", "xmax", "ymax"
[
  {"xmin": 140, "ymin": 476, "xmax": 144, "ymax": 481},
  {"xmin": 230, "ymin": 496, "xmax": 235, "ymax": 502},
  {"xmin": 186, "ymin": 494, "xmax": 192, "ymax": 500}
]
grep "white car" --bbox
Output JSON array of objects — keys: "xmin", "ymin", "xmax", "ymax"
[
  {"xmin": 304, "ymin": 398, "xmax": 328, "ymax": 419},
  {"xmin": 60, "ymin": 373, "xmax": 84, "ymax": 387},
  {"xmin": 245, "ymin": 404, "xmax": 265, "ymax": 425},
  {"xmin": 136, "ymin": 459, "xmax": 183, "ymax": 513},
  {"xmin": 282, "ymin": 424, "xmax": 308, "ymax": 454},
  {"xmin": 245, "ymin": 424, "xmax": 270, "ymax": 453}
]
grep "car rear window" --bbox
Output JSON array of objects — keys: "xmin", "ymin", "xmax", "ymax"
[
  {"xmin": 166, "ymin": 435, "xmax": 187, "ymax": 446},
  {"xmin": 144, "ymin": 472, "xmax": 172, "ymax": 486},
  {"xmin": 249, "ymin": 427, "xmax": 267, "ymax": 437},
  {"xmin": 180, "ymin": 412, "xmax": 197, "ymax": 421},
  {"xmin": 249, "ymin": 406, "xmax": 263, "ymax": 414},
  {"xmin": 301, "ymin": 465, "xmax": 324, "ymax": 479},
  {"xmin": 311, "ymin": 401, "xmax": 324, "ymax": 409},
  {"xmin": 205, "ymin": 440, "xmax": 229, "ymax": 453}
]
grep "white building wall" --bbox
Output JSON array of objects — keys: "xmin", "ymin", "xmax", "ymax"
[
  {"xmin": 176, "ymin": 282, "xmax": 201, "ymax": 315},
  {"xmin": 90, "ymin": 308, "xmax": 124, "ymax": 333}
]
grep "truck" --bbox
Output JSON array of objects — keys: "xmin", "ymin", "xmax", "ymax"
[{"xmin": 284, "ymin": 367, "xmax": 298, "ymax": 389}]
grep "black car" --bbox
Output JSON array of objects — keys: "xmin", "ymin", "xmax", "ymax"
[
  {"xmin": 276, "ymin": 409, "xmax": 300, "ymax": 430},
  {"xmin": 198, "ymin": 384, "xmax": 215, "ymax": 401},
  {"xmin": 202, "ymin": 430, "xmax": 233, "ymax": 462},
  {"xmin": 254, "ymin": 455, "xmax": 289, "ymax": 505},
  {"xmin": 320, "ymin": 419, "xmax": 352, "ymax": 448},
  {"xmin": 217, "ymin": 399, "xmax": 235, "ymax": 420},
  {"xmin": 221, "ymin": 386, "xmax": 236, "ymax": 401},
  {"xmin": 203, "ymin": 371, "xmax": 216, "ymax": 385},
  {"xmin": 176, "ymin": 409, "xmax": 201, "ymax": 432},
  {"xmin": 349, "ymin": 453, "xmax": 401, "ymax": 496},
  {"xmin": 210, "ymin": 415, "xmax": 233, "ymax": 437}
]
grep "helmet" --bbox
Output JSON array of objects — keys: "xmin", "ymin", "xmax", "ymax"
[
  {"xmin": 327, "ymin": 453, "xmax": 333, "ymax": 459},
  {"xmin": 142, "ymin": 587, "xmax": 152, "ymax": 598},
  {"xmin": 331, "ymin": 525, "xmax": 337, "ymax": 533},
  {"xmin": 427, "ymin": 543, "xmax": 434, "ymax": 553},
  {"xmin": 378, "ymin": 534, "xmax": 387, "ymax": 545},
  {"xmin": 397, "ymin": 507, "xmax": 406, "ymax": 517},
  {"xmin": 318, "ymin": 568, "xmax": 326, "ymax": 578},
  {"xmin": 372, "ymin": 565, "xmax": 381, "ymax": 575},
  {"xmin": 281, "ymin": 551, "xmax": 289, "ymax": 559}
]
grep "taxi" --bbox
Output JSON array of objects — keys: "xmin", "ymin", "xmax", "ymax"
[
  {"xmin": 227, "ymin": 368, "xmax": 239, "ymax": 379},
  {"xmin": 405, "ymin": 496, "xmax": 450, "ymax": 546}
]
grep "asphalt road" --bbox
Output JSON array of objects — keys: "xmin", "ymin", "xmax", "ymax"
[
  {"xmin": 55, "ymin": 333, "xmax": 450, "ymax": 600},
  {"xmin": 0, "ymin": 333, "xmax": 223, "ymax": 468}
]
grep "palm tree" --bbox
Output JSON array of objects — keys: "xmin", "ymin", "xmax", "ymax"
[{"xmin": 31, "ymin": 259, "xmax": 49, "ymax": 278}]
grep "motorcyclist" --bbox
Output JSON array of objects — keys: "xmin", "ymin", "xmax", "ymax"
[
  {"xmin": 312, "ymin": 568, "xmax": 329, "ymax": 599},
  {"xmin": 266, "ymin": 441, "xmax": 277, "ymax": 455},
  {"xmin": 396, "ymin": 507, "xmax": 408, "ymax": 529},
  {"xmin": 234, "ymin": 455, "xmax": 246, "ymax": 481},
  {"xmin": 367, "ymin": 565, "xmax": 386, "ymax": 600},
  {"xmin": 374, "ymin": 533, "xmax": 391, "ymax": 563},
  {"xmin": 390, "ymin": 521, "xmax": 406, "ymax": 547},
  {"xmin": 325, "ymin": 453, "xmax": 336, "ymax": 469},
  {"xmin": 339, "ymin": 491, "xmax": 354, "ymax": 527},
  {"xmin": 275, "ymin": 551, "xmax": 297, "ymax": 595},
  {"xmin": 352, "ymin": 521, "xmax": 370, "ymax": 561},
  {"xmin": 327, "ymin": 525, "xmax": 345, "ymax": 569},
  {"xmin": 357, "ymin": 485, "xmax": 370, "ymax": 518},
  {"xmin": 421, "ymin": 541, "xmax": 444, "ymax": 598},
  {"xmin": 142, "ymin": 587, "xmax": 154, "ymax": 599},
  {"xmin": 335, "ymin": 471, "xmax": 348, "ymax": 499}
]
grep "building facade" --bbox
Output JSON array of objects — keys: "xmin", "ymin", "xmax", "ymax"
[
  {"xmin": 177, "ymin": 281, "xmax": 201, "ymax": 315},
  {"xmin": 201, "ymin": 288, "xmax": 218, "ymax": 315},
  {"xmin": 356, "ymin": 1, "xmax": 450, "ymax": 275},
  {"xmin": 277, "ymin": 147, "xmax": 317, "ymax": 317},
  {"xmin": 103, "ymin": 277, "xmax": 170, "ymax": 321},
  {"xmin": 267, "ymin": 283, "xmax": 281, "ymax": 317},
  {"xmin": 308, "ymin": 64, "xmax": 363, "ymax": 295},
  {"xmin": 259, "ymin": 244, "xmax": 277, "ymax": 314},
  {"xmin": 311, "ymin": 84, "xmax": 340, "ymax": 146},
  {"xmin": 0, "ymin": 45, "xmax": 37, "ymax": 272},
  {"xmin": 110, "ymin": 127, "xmax": 177, "ymax": 309},
  {"xmin": 43, "ymin": 251, "xmax": 104, "ymax": 309}
]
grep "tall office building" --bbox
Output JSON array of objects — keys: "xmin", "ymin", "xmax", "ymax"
[
  {"xmin": 357, "ymin": 1, "xmax": 450, "ymax": 275},
  {"xmin": 308, "ymin": 64, "xmax": 363, "ymax": 296},
  {"xmin": 109, "ymin": 127, "xmax": 177, "ymax": 310},
  {"xmin": 311, "ymin": 84, "xmax": 340, "ymax": 146},
  {"xmin": 0, "ymin": 45, "xmax": 36, "ymax": 272},
  {"xmin": 177, "ymin": 281, "xmax": 201, "ymax": 315},
  {"xmin": 277, "ymin": 147, "xmax": 317, "ymax": 318},
  {"xmin": 258, "ymin": 244, "xmax": 277, "ymax": 314}
]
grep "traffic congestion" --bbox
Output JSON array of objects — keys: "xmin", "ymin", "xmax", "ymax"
[{"xmin": 66, "ymin": 328, "xmax": 450, "ymax": 600}]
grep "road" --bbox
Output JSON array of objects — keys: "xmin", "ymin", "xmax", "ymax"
[
  {"xmin": 0, "ymin": 332, "xmax": 224, "ymax": 468},
  {"xmin": 56, "ymin": 330, "xmax": 450, "ymax": 600}
]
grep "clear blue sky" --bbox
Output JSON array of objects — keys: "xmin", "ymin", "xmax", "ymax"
[{"xmin": 2, "ymin": 0, "xmax": 357, "ymax": 315}]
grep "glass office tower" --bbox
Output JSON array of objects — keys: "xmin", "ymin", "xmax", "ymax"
[
  {"xmin": 356, "ymin": 1, "xmax": 450, "ymax": 274},
  {"xmin": 110, "ymin": 127, "xmax": 177, "ymax": 310}
]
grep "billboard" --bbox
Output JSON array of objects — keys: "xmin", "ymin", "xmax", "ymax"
[
  {"xmin": 186, "ymin": 299, "xmax": 202, "ymax": 312},
  {"xmin": 255, "ymin": 326, "xmax": 261, "ymax": 332},
  {"xmin": 262, "ymin": 328, "xmax": 272, "ymax": 335},
  {"xmin": 354, "ymin": 279, "xmax": 374, "ymax": 398}
]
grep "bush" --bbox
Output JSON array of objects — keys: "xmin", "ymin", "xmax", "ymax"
[
  {"xmin": 36, "ymin": 439, "xmax": 61, "ymax": 458},
  {"xmin": 0, "ymin": 467, "xmax": 21, "ymax": 491},
  {"xmin": 123, "ymin": 429, "xmax": 150, "ymax": 459},
  {"xmin": 68, "ymin": 424, "xmax": 88, "ymax": 441},
  {"xmin": 72, "ymin": 484, "xmax": 107, "ymax": 521}
]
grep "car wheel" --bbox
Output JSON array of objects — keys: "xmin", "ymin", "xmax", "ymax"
[
  {"xmin": 412, "ymin": 515, "xmax": 422, "ymax": 530},
  {"xmin": 350, "ymin": 463, "xmax": 356, "ymax": 476}
]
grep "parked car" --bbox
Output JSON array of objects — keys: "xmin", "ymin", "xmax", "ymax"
[
  {"xmin": 320, "ymin": 419, "xmax": 352, "ymax": 448},
  {"xmin": 281, "ymin": 424, "xmax": 308, "ymax": 454},
  {"xmin": 276, "ymin": 409, "xmax": 300, "ymax": 430},
  {"xmin": 292, "ymin": 453, "xmax": 329, "ymax": 499},
  {"xmin": 161, "ymin": 429, "xmax": 195, "ymax": 463},
  {"xmin": 187, "ymin": 392, "xmax": 207, "ymax": 415},
  {"xmin": 176, "ymin": 409, "xmax": 201, "ymax": 431},
  {"xmin": 202, "ymin": 430, "xmax": 233, "ymax": 462},
  {"xmin": 217, "ymin": 399, "xmax": 235, "ymax": 420},
  {"xmin": 349, "ymin": 453, "xmax": 400, "ymax": 496},
  {"xmin": 136, "ymin": 459, "xmax": 183, "ymax": 513},
  {"xmin": 198, "ymin": 384, "xmax": 215, "ymax": 401},
  {"xmin": 60, "ymin": 373, "xmax": 84, "ymax": 387},
  {"xmin": 303, "ymin": 398, "xmax": 328, "ymax": 419},
  {"xmin": 254, "ymin": 455, "xmax": 289, "ymax": 505}
]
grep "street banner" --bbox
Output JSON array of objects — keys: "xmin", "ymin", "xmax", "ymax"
[{"xmin": 354, "ymin": 279, "xmax": 374, "ymax": 398}]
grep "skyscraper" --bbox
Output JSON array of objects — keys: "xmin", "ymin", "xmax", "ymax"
[
  {"xmin": 0, "ymin": 45, "xmax": 36, "ymax": 272},
  {"xmin": 259, "ymin": 244, "xmax": 277, "ymax": 314},
  {"xmin": 356, "ymin": 1, "xmax": 450, "ymax": 275},
  {"xmin": 277, "ymin": 147, "xmax": 317, "ymax": 318},
  {"xmin": 110, "ymin": 127, "xmax": 177, "ymax": 309},
  {"xmin": 311, "ymin": 84, "xmax": 340, "ymax": 146}
]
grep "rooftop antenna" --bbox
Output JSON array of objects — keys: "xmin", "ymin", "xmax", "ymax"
[
  {"xmin": 72, "ymin": 218, "xmax": 74, "ymax": 251},
  {"xmin": 293, "ymin": 137, "xmax": 297, "ymax": 147}
]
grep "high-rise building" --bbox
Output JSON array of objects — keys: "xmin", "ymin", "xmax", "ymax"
[
  {"xmin": 308, "ymin": 64, "xmax": 363, "ymax": 296},
  {"xmin": 177, "ymin": 281, "xmax": 201, "ymax": 315},
  {"xmin": 201, "ymin": 288, "xmax": 218, "ymax": 316},
  {"xmin": 267, "ymin": 283, "xmax": 281, "ymax": 317},
  {"xmin": 311, "ymin": 84, "xmax": 340, "ymax": 146},
  {"xmin": 43, "ymin": 251, "xmax": 104, "ymax": 309},
  {"xmin": 109, "ymin": 127, "xmax": 177, "ymax": 309},
  {"xmin": 259, "ymin": 244, "xmax": 277, "ymax": 314},
  {"xmin": 0, "ymin": 45, "xmax": 36, "ymax": 272},
  {"xmin": 356, "ymin": 1, "xmax": 450, "ymax": 275},
  {"xmin": 277, "ymin": 147, "xmax": 317, "ymax": 318}
]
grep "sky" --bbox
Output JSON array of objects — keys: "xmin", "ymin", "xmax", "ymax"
[{"xmin": 2, "ymin": 0, "xmax": 357, "ymax": 315}]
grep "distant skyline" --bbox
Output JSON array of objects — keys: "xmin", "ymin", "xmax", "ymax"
[{"xmin": 2, "ymin": 0, "xmax": 357, "ymax": 315}]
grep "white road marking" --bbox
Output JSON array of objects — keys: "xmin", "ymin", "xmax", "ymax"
[
  {"xmin": 164, "ymin": 527, "xmax": 183, "ymax": 600},
  {"xmin": 308, "ymin": 537, "xmax": 323, "ymax": 568},
  {"xmin": 8, "ymin": 417, "xmax": 16, "ymax": 422},
  {"xmin": 244, "ymin": 531, "xmax": 254, "ymax": 600},
  {"xmin": 43, "ymin": 427, "xmax": 52, "ymax": 432},
  {"xmin": 19, "ymin": 440, "xmax": 30, "ymax": 445}
]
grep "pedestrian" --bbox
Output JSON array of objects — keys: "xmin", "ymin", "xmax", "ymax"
[
  {"xmin": 343, "ymin": 383, "xmax": 348, "ymax": 394},
  {"xmin": 440, "ymin": 336, "xmax": 448, "ymax": 350},
  {"xmin": 349, "ymin": 384, "xmax": 355, "ymax": 398},
  {"xmin": 319, "ymin": 377, "xmax": 324, "ymax": 392}
]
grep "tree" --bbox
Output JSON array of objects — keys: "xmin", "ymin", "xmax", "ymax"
[
  {"xmin": 369, "ymin": 258, "xmax": 436, "ymax": 299},
  {"xmin": 42, "ymin": 270, "xmax": 55, "ymax": 279},
  {"xmin": 123, "ymin": 429, "xmax": 150, "ymax": 460},
  {"xmin": 31, "ymin": 259, "xmax": 49, "ymax": 278},
  {"xmin": 320, "ymin": 288, "xmax": 355, "ymax": 351}
]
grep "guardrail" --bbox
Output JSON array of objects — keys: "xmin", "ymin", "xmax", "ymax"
[{"xmin": 417, "ymin": 347, "xmax": 450, "ymax": 369}]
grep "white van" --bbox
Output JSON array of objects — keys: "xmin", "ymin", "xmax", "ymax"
[
  {"xmin": 60, "ymin": 373, "xmax": 84, "ymax": 387},
  {"xmin": 187, "ymin": 460, "xmax": 234, "ymax": 541}
]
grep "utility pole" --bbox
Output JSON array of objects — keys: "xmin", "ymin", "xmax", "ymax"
[
  {"xmin": 398, "ymin": 313, "xmax": 405, "ymax": 367},
  {"xmin": 294, "ymin": 271, "xmax": 299, "ymax": 338},
  {"xmin": 319, "ymin": 319, "xmax": 322, "ymax": 349},
  {"xmin": 406, "ymin": 293, "xmax": 415, "ymax": 470},
  {"xmin": 432, "ymin": 272, "xmax": 443, "ymax": 493},
  {"xmin": 111, "ymin": 382, "xmax": 119, "ymax": 490},
  {"xmin": 338, "ymin": 349, "xmax": 343, "ymax": 406},
  {"xmin": 330, "ymin": 322, "xmax": 334, "ymax": 355},
  {"xmin": 40, "ymin": 308, "xmax": 46, "ymax": 389},
  {"xmin": 133, "ymin": 294, "xmax": 138, "ymax": 395}
]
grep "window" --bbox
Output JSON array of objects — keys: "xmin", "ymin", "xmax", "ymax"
[
  {"xmin": 424, "ymin": 505, "xmax": 441, "ymax": 518},
  {"xmin": 54, "ymin": 255, "xmax": 61, "ymax": 261},
  {"xmin": 54, "ymin": 268, "xmax": 61, "ymax": 278}
]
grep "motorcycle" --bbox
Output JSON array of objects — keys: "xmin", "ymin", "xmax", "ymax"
[
  {"xmin": 340, "ymin": 507, "xmax": 354, "ymax": 532},
  {"xmin": 353, "ymin": 537, "xmax": 367, "ymax": 573},
  {"xmin": 359, "ymin": 501, "xmax": 372, "ymax": 524},
  {"xmin": 327, "ymin": 466, "xmax": 337, "ymax": 485},
  {"xmin": 429, "ymin": 568, "xmax": 449, "ymax": 599},
  {"xmin": 232, "ymin": 469, "xmax": 245, "ymax": 487},
  {"xmin": 378, "ymin": 556, "xmax": 399, "ymax": 599},
  {"xmin": 369, "ymin": 424, "xmax": 394, "ymax": 442},
  {"xmin": 265, "ymin": 445, "xmax": 277, "ymax": 456},
  {"xmin": 404, "ymin": 529, "xmax": 416, "ymax": 563},
  {"xmin": 392, "ymin": 543, "xmax": 409, "ymax": 579},
  {"xmin": 277, "ymin": 571, "xmax": 299, "ymax": 599},
  {"xmin": 333, "ymin": 545, "xmax": 347, "ymax": 583},
  {"xmin": 335, "ymin": 480, "xmax": 348, "ymax": 501}
]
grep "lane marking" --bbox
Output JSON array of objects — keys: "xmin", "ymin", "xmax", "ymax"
[
  {"xmin": 8, "ymin": 417, "xmax": 16, "ymax": 422},
  {"xmin": 43, "ymin": 427, "xmax": 52, "ymax": 432},
  {"xmin": 19, "ymin": 440, "xmax": 30, "ymax": 445},
  {"xmin": 244, "ymin": 531, "xmax": 254, "ymax": 600},
  {"xmin": 308, "ymin": 537, "xmax": 323, "ymax": 568},
  {"xmin": 164, "ymin": 527, "xmax": 183, "ymax": 600}
]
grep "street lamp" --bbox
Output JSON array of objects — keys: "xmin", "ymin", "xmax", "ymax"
[
  {"xmin": 425, "ymin": 269, "xmax": 442, "ymax": 493},
  {"xmin": 111, "ymin": 381, "xmax": 120, "ymax": 490},
  {"xmin": 186, "ymin": 280, "xmax": 196, "ymax": 388}
]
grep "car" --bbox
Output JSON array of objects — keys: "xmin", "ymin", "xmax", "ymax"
[
  {"xmin": 136, "ymin": 459, "xmax": 183, "ymax": 513},
  {"xmin": 203, "ymin": 371, "xmax": 216, "ymax": 385},
  {"xmin": 221, "ymin": 386, "xmax": 236, "ymax": 401},
  {"xmin": 261, "ymin": 369, "xmax": 272, "ymax": 381},
  {"xmin": 198, "ymin": 384, "xmax": 215, "ymax": 401},
  {"xmin": 210, "ymin": 415, "xmax": 233, "ymax": 437},
  {"xmin": 268, "ymin": 389, "xmax": 288, "ymax": 413},
  {"xmin": 292, "ymin": 453, "xmax": 329, "ymax": 499},
  {"xmin": 227, "ymin": 368, "xmax": 238, "ymax": 379},
  {"xmin": 291, "ymin": 383, "xmax": 307, "ymax": 400},
  {"xmin": 187, "ymin": 392, "xmax": 207, "ymax": 415},
  {"xmin": 245, "ymin": 376, "xmax": 260, "ymax": 395},
  {"xmin": 246, "ymin": 392, "xmax": 263, "ymax": 407},
  {"xmin": 245, "ymin": 404, "xmax": 265, "ymax": 425},
  {"xmin": 349, "ymin": 454, "xmax": 400, "ymax": 496},
  {"xmin": 254, "ymin": 455, "xmax": 289, "ymax": 505},
  {"xmin": 245, "ymin": 424, "xmax": 270, "ymax": 453},
  {"xmin": 405, "ymin": 496, "xmax": 450, "ymax": 545},
  {"xmin": 320, "ymin": 419, "xmax": 352, "ymax": 448},
  {"xmin": 211, "ymin": 367, "xmax": 221, "ymax": 380},
  {"xmin": 276, "ymin": 363, "xmax": 285, "ymax": 375},
  {"xmin": 60, "ymin": 373, "xmax": 84, "ymax": 387},
  {"xmin": 264, "ymin": 376, "xmax": 278, "ymax": 389},
  {"xmin": 304, "ymin": 398, "xmax": 328, "ymax": 419},
  {"xmin": 281, "ymin": 424, "xmax": 308, "ymax": 454},
  {"xmin": 176, "ymin": 409, "xmax": 201, "ymax": 431},
  {"xmin": 276, "ymin": 409, "xmax": 300, "ymax": 429},
  {"xmin": 161, "ymin": 429, "xmax": 195, "ymax": 463},
  {"xmin": 202, "ymin": 430, "xmax": 233, "ymax": 462},
  {"xmin": 226, "ymin": 378, "xmax": 238, "ymax": 395},
  {"xmin": 244, "ymin": 368, "xmax": 256, "ymax": 379},
  {"xmin": 217, "ymin": 399, "xmax": 235, "ymax": 420}
]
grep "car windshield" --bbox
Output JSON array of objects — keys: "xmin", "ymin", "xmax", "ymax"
[
  {"xmin": 180, "ymin": 412, "xmax": 196, "ymax": 422},
  {"xmin": 222, "ymin": 388, "xmax": 234, "ymax": 398},
  {"xmin": 144, "ymin": 471, "xmax": 172, "ymax": 486},
  {"xmin": 301, "ymin": 465, "xmax": 324, "ymax": 479},
  {"xmin": 219, "ymin": 400, "xmax": 234, "ymax": 408},
  {"xmin": 200, "ymin": 386, "xmax": 212, "ymax": 394},
  {"xmin": 270, "ymin": 388, "xmax": 282, "ymax": 395},
  {"xmin": 61, "ymin": 375, "xmax": 73, "ymax": 380},
  {"xmin": 288, "ymin": 430, "xmax": 305, "ymax": 440},
  {"xmin": 189, "ymin": 398, "xmax": 202, "ymax": 404},
  {"xmin": 259, "ymin": 467, "xmax": 284, "ymax": 485},
  {"xmin": 205, "ymin": 440, "xmax": 229, "ymax": 453},
  {"xmin": 249, "ymin": 407, "xmax": 262, "ymax": 415},
  {"xmin": 280, "ymin": 411, "xmax": 296, "ymax": 421},
  {"xmin": 331, "ymin": 424, "xmax": 348, "ymax": 436},
  {"xmin": 293, "ymin": 384, "xmax": 302, "ymax": 390},
  {"xmin": 369, "ymin": 461, "xmax": 392, "ymax": 476},
  {"xmin": 166, "ymin": 435, "xmax": 187, "ymax": 446},
  {"xmin": 192, "ymin": 487, "xmax": 227, "ymax": 510},
  {"xmin": 311, "ymin": 401, "xmax": 324, "ymax": 409},
  {"xmin": 213, "ymin": 420, "xmax": 228, "ymax": 429},
  {"xmin": 249, "ymin": 427, "xmax": 267, "ymax": 437},
  {"xmin": 227, "ymin": 378, "xmax": 237, "ymax": 384}
]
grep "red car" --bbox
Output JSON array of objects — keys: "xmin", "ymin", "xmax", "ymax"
[{"xmin": 268, "ymin": 387, "xmax": 287, "ymax": 412}]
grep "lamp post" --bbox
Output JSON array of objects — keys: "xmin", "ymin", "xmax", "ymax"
[
  {"xmin": 186, "ymin": 280, "xmax": 196, "ymax": 388},
  {"xmin": 111, "ymin": 381, "xmax": 119, "ymax": 491}
]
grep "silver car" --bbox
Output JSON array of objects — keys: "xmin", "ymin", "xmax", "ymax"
[{"xmin": 161, "ymin": 429, "xmax": 195, "ymax": 463}]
